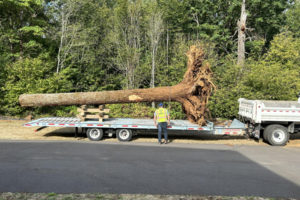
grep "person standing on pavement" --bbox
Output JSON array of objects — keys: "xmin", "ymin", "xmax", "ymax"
[{"xmin": 154, "ymin": 103, "xmax": 170, "ymax": 144}]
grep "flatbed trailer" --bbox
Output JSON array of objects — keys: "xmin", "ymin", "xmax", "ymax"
[
  {"xmin": 23, "ymin": 98, "xmax": 300, "ymax": 146},
  {"xmin": 24, "ymin": 117, "xmax": 246, "ymax": 142},
  {"xmin": 238, "ymin": 98, "xmax": 300, "ymax": 146}
]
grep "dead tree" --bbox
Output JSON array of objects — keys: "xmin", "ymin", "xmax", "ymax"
[
  {"xmin": 19, "ymin": 45, "xmax": 214, "ymax": 126},
  {"xmin": 237, "ymin": 0, "xmax": 247, "ymax": 67}
]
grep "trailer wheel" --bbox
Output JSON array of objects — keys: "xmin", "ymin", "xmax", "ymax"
[
  {"xmin": 116, "ymin": 129, "xmax": 132, "ymax": 142},
  {"xmin": 86, "ymin": 128, "xmax": 104, "ymax": 141},
  {"xmin": 265, "ymin": 125, "xmax": 289, "ymax": 146}
]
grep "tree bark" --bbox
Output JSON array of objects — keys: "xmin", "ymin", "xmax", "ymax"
[
  {"xmin": 20, "ymin": 84, "xmax": 189, "ymax": 106},
  {"xmin": 237, "ymin": 0, "xmax": 247, "ymax": 67},
  {"xmin": 19, "ymin": 45, "xmax": 214, "ymax": 125}
]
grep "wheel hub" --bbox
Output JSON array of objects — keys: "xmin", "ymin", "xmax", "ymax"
[
  {"xmin": 90, "ymin": 129, "xmax": 100, "ymax": 139},
  {"xmin": 272, "ymin": 129, "xmax": 285, "ymax": 143},
  {"xmin": 120, "ymin": 130, "xmax": 129, "ymax": 140}
]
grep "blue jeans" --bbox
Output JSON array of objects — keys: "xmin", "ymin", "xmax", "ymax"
[{"xmin": 158, "ymin": 122, "xmax": 168, "ymax": 142}]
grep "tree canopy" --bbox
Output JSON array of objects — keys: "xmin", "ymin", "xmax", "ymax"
[{"xmin": 0, "ymin": 0, "xmax": 299, "ymax": 119}]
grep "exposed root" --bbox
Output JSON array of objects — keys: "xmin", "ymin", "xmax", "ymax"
[{"xmin": 178, "ymin": 45, "xmax": 215, "ymax": 126}]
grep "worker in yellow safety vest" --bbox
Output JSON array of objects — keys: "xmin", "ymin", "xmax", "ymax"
[{"xmin": 154, "ymin": 103, "xmax": 170, "ymax": 144}]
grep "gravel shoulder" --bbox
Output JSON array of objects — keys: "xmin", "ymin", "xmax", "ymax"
[
  {"xmin": 1, "ymin": 193, "xmax": 295, "ymax": 200},
  {"xmin": 0, "ymin": 193, "xmax": 293, "ymax": 200},
  {"xmin": 1, "ymin": 120, "xmax": 300, "ymax": 147}
]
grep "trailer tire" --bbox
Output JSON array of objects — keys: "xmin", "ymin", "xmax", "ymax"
[
  {"xmin": 116, "ymin": 129, "xmax": 132, "ymax": 142},
  {"xmin": 265, "ymin": 125, "xmax": 289, "ymax": 146},
  {"xmin": 86, "ymin": 128, "xmax": 104, "ymax": 141}
]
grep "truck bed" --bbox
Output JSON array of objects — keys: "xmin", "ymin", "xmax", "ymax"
[{"xmin": 238, "ymin": 98, "xmax": 300, "ymax": 123}]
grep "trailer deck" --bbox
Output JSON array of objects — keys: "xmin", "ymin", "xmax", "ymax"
[
  {"xmin": 24, "ymin": 117, "xmax": 246, "ymax": 136},
  {"xmin": 24, "ymin": 117, "xmax": 213, "ymax": 131}
]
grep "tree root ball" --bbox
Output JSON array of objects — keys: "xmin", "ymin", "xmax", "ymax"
[{"xmin": 177, "ymin": 45, "xmax": 215, "ymax": 125}]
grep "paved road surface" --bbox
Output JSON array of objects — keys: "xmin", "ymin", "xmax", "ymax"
[{"xmin": 0, "ymin": 141, "xmax": 299, "ymax": 198}]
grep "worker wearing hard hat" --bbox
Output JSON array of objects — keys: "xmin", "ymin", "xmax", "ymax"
[{"xmin": 154, "ymin": 103, "xmax": 170, "ymax": 144}]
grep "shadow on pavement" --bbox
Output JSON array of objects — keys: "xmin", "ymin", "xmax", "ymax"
[
  {"xmin": 44, "ymin": 128, "xmax": 246, "ymax": 141},
  {"xmin": 290, "ymin": 132, "xmax": 300, "ymax": 140}
]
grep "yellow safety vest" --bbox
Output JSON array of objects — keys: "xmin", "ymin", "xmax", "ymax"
[{"xmin": 155, "ymin": 108, "xmax": 168, "ymax": 123}]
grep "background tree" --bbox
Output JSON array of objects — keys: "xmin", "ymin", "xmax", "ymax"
[
  {"xmin": 55, "ymin": 0, "xmax": 78, "ymax": 73},
  {"xmin": 0, "ymin": 0, "xmax": 59, "ymax": 115},
  {"xmin": 146, "ymin": 1, "xmax": 164, "ymax": 107},
  {"xmin": 111, "ymin": 0, "xmax": 144, "ymax": 89},
  {"xmin": 286, "ymin": 0, "xmax": 300, "ymax": 37},
  {"xmin": 209, "ymin": 32, "xmax": 300, "ymax": 118},
  {"xmin": 0, "ymin": 0, "xmax": 299, "ymax": 120},
  {"xmin": 237, "ymin": 0, "xmax": 247, "ymax": 67}
]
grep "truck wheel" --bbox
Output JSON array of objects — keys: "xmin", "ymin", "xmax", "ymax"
[
  {"xmin": 86, "ymin": 128, "xmax": 104, "ymax": 141},
  {"xmin": 116, "ymin": 129, "xmax": 132, "ymax": 142},
  {"xmin": 265, "ymin": 125, "xmax": 289, "ymax": 146}
]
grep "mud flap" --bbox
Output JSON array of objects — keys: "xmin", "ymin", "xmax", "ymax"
[
  {"xmin": 254, "ymin": 129, "xmax": 260, "ymax": 139},
  {"xmin": 253, "ymin": 124, "xmax": 261, "ymax": 141}
]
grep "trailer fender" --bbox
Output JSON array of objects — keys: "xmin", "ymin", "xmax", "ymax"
[{"xmin": 34, "ymin": 126, "xmax": 47, "ymax": 132}]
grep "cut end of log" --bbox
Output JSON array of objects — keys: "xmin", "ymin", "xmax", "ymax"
[{"xmin": 128, "ymin": 95, "xmax": 143, "ymax": 101}]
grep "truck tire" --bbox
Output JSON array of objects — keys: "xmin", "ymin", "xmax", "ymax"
[
  {"xmin": 263, "ymin": 126, "xmax": 271, "ymax": 142},
  {"xmin": 265, "ymin": 125, "xmax": 289, "ymax": 146},
  {"xmin": 86, "ymin": 128, "xmax": 104, "ymax": 141},
  {"xmin": 116, "ymin": 129, "xmax": 132, "ymax": 142}
]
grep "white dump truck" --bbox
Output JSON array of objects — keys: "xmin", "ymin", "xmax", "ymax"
[{"xmin": 238, "ymin": 98, "xmax": 300, "ymax": 146}]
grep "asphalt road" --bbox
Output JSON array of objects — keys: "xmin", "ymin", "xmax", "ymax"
[{"xmin": 0, "ymin": 141, "xmax": 299, "ymax": 198}]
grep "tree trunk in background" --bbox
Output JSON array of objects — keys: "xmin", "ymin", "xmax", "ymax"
[
  {"xmin": 19, "ymin": 45, "xmax": 214, "ymax": 126},
  {"xmin": 56, "ymin": 1, "xmax": 76, "ymax": 73},
  {"xmin": 148, "ymin": 11, "xmax": 163, "ymax": 108},
  {"xmin": 237, "ymin": 0, "xmax": 247, "ymax": 67},
  {"xmin": 151, "ymin": 47, "xmax": 155, "ymax": 108},
  {"xmin": 114, "ymin": 1, "xmax": 142, "ymax": 89}
]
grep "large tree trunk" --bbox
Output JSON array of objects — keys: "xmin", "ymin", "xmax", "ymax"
[{"xmin": 19, "ymin": 45, "xmax": 214, "ymax": 125}]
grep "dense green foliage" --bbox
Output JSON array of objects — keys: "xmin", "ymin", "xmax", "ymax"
[
  {"xmin": 209, "ymin": 32, "xmax": 300, "ymax": 118},
  {"xmin": 0, "ymin": 0, "xmax": 299, "ymax": 120}
]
